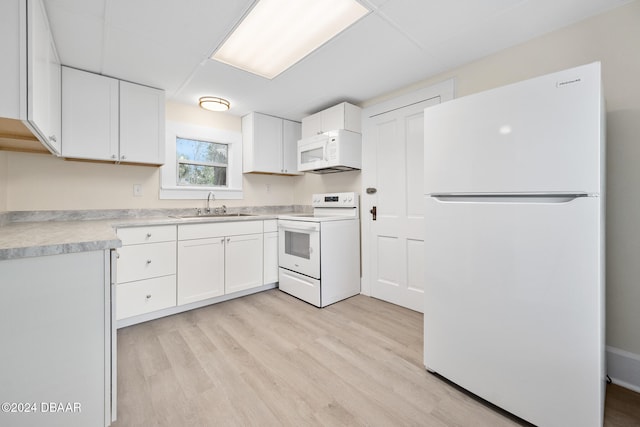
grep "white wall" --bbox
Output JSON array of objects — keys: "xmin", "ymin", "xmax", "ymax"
[{"xmin": 363, "ymin": 1, "xmax": 640, "ymax": 357}]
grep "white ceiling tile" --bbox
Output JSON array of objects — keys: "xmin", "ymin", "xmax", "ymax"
[
  {"xmin": 45, "ymin": 5, "xmax": 104, "ymax": 72},
  {"xmin": 377, "ymin": 0, "xmax": 525, "ymax": 49},
  {"xmin": 106, "ymin": 0, "xmax": 254, "ymax": 57},
  {"xmin": 43, "ymin": 0, "xmax": 633, "ymax": 120},
  {"xmin": 102, "ymin": 27, "xmax": 204, "ymax": 92}
]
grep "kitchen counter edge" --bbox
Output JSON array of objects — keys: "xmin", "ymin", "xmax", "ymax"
[{"xmin": 0, "ymin": 214, "xmax": 284, "ymax": 261}]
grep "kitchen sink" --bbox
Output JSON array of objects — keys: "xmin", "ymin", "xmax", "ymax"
[{"xmin": 170, "ymin": 213, "xmax": 256, "ymax": 219}]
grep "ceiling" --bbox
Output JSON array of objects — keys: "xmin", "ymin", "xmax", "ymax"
[{"xmin": 44, "ymin": 0, "xmax": 632, "ymax": 121}]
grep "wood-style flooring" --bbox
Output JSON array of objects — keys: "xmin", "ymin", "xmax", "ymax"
[{"xmin": 113, "ymin": 289, "xmax": 640, "ymax": 426}]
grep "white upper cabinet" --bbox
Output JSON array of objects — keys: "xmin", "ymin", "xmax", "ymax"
[
  {"xmin": 0, "ymin": 0, "xmax": 61, "ymax": 155},
  {"xmin": 283, "ymin": 119, "xmax": 301, "ymax": 174},
  {"xmin": 242, "ymin": 112, "xmax": 302, "ymax": 175},
  {"xmin": 27, "ymin": 0, "xmax": 61, "ymax": 154},
  {"xmin": 62, "ymin": 67, "xmax": 119, "ymax": 160},
  {"xmin": 119, "ymin": 81, "xmax": 165, "ymax": 164},
  {"xmin": 301, "ymin": 102, "xmax": 362, "ymax": 138},
  {"xmin": 62, "ymin": 67, "xmax": 165, "ymax": 164}
]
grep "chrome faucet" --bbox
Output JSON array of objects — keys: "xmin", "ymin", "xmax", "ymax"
[{"xmin": 205, "ymin": 191, "xmax": 215, "ymax": 214}]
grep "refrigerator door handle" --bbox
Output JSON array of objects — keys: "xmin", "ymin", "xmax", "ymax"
[{"xmin": 431, "ymin": 193, "xmax": 592, "ymax": 204}]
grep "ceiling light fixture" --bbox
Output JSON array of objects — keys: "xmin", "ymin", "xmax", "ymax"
[
  {"xmin": 211, "ymin": 0, "xmax": 369, "ymax": 79},
  {"xmin": 199, "ymin": 96, "xmax": 231, "ymax": 112}
]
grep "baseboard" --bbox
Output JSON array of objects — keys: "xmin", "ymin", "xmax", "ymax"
[
  {"xmin": 117, "ymin": 283, "xmax": 277, "ymax": 328},
  {"xmin": 607, "ymin": 346, "xmax": 640, "ymax": 393}
]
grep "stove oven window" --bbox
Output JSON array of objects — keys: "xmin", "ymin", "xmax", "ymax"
[{"xmin": 284, "ymin": 230, "xmax": 311, "ymax": 259}]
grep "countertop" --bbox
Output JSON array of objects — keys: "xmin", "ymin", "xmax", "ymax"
[{"xmin": 0, "ymin": 208, "xmax": 301, "ymax": 261}]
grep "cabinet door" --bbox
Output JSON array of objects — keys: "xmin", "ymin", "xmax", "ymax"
[
  {"xmin": 301, "ymin": 111, "xmax": 322, "ymax": 138},
  {"xmin": 263, "ymin": 231, "xmax": 279, "ymax": 284},
  {"xmin": 320, "ymin": 103, "xmax": 345, "ymax": 133},
  {"xmin": 225, "ymin": 233, "xmax": 264, "ymax": 294},
  {"xmin": 282, "ymin": 119, "xmax": 302, "ymax": 175},
  {"xmin": 62, "ymin": 67, "xmax": 119, "ymax": 160},
  {"xmin": 119, "ymin": 81, "xmax": 165, "ymax": 164},
  {"xmin": 177, "ymin": 237, "xmax": 225, "ymax": 305},
  {"xmin": 27, "ymin": 0, "xmax": 61, "ymax": 154},
  {"xmin": 253, "ymin": 113, "xmax": 282, "ymax": 173}
]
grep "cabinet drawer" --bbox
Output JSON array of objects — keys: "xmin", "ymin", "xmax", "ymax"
[
  {"xmin": 117, "ymin": 241, "xmax": 176, "ymax": 283},
  {"xmin": 264, "ymin": 219, "xmax": 278, "ymax": 233},
  {"xmin": 117, "ymin": 225, "xmax": 176, "ymax": 245},
  {"xmin": 178, "ymin": 220, "xmax": 263, "ymax": 240},
  {"xmin": 116, "ymin": 275, "xmax": 176, "ymax": 320}
]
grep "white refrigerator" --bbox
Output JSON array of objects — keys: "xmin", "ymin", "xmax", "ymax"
[{"xmin": 423, "ymin": 62, "xmax": 605, "ymax": 427}]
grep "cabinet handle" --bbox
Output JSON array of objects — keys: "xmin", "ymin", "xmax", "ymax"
[
  {"xmin": 145, "ymin": 294, "xmax": 152, "ymax": 300},
  {"xmin": 146, "ymin": 259, "xmax": 152, "ymax": 264},
  {"xmin": 111, "ymin": 154, "xmax": 117, "ymax": 159},
  {"xmin": 227, "ymin": 238, "xmax": 231, "ymax": 243},
  {"xmin": 121, "ymin": 155, "xmax": 127, "ymax": 160},
  {"xmin": 48, "ymin": 135, "xmax": 57, "ymax": 142},
  {"xmin": 146, "ymin": 233, "xmax": 152, "ymax": 238}
]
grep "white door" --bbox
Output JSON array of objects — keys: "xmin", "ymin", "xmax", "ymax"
[
  {"xmin": 119, "ymin": 80, "xmax": 165, "ymax": 164},
  {"xmin": 278, "ymin": 220, "xmax": 321, "ymax": 279},
  {"xmin": 361, "ymin": 81, "xmax": 454, "ymax": 312},
  {"xmin": 424, "ymin": 195, "xmax": 603, "ymax": 427},
  {"xmin": 62, "ymin": 67, "xmax": 119, "ymax": 161},
  {"xmin": 177, "ymin": 237, "xmax": 225, "ymax": 305},
  {"xmin": 225, "ymin": 233, "xmax": 264, "ymax": 294}
]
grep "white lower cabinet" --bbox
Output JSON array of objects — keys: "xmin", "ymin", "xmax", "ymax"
[
  {"xmin": 177, "ymin": 237, "xmax": 225, "ymax": 305},
  {"xmin": 225, "ymin": 233, "xmax": 264, "ymax": 294},
  {"xmin": 177, "ymin": 221, "xmax": 265, "ymax": 305},
  {"xmin": 263, "ymin": 220, "xmax": 279, "ymax": 284},
  {"xmin": 116, "ymin": 220, "xmax": 276, "ymax": 325},
  {"xmin": 116, "ymin": 225, "xmax": 177, "ymax": 321}
]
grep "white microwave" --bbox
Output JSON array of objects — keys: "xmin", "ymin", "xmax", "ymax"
[{"xmin": 297, "ymin": 129, "xmax": 362, "ymax": 174}]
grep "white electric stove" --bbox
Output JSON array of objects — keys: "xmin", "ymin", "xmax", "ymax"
[{"xmin": 278, "ymin": 192, "xmax": 360, "ymax": 307}]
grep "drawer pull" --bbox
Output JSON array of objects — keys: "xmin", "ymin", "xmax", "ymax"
[
  {"xmin": 146, "ymin": 259, "xmax": 152, "ymax": 264},
  {"xmin": 146, "ymin": 233, "xmax": 152, "ymax": 238},
  {"xmin": 145, "ymin": 294, "xmax": 152, "ymax": 300}
]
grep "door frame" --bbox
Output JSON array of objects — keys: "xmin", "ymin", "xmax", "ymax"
[{"xmin": 360, "ymin": 79, "xmax": 456, "ymax": 296}]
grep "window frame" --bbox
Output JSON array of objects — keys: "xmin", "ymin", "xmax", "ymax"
[{"xmin": 160, "ymin": 120, "xmax": 243, "ymax": 200}]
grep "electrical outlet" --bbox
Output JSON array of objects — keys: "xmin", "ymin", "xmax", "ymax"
[{"xmin": 133, "ymin": 184, "xmax": 143, "ymax": 197}]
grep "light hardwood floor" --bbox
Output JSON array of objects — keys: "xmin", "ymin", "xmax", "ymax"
[{"xmin": 113, "ymin": 290, "xmax": 640, "ymax": 426}]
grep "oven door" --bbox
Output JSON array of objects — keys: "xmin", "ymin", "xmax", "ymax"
[
  {"xmin": 278, "ymin": 219, "xmax": 321, "ymax": 279},
  {"xmin": 298, "ymin": 135, "xmax": 329, "ymax": 172}
]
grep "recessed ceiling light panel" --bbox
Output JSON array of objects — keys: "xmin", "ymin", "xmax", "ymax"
[{"xmin": 212, "ymin": 0, "xmax": 369, "ymax": 79}]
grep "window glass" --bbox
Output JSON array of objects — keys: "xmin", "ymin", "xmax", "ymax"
[{"xmin": 176, "ymin": 137, "xmax": 228, "ymax": 187}]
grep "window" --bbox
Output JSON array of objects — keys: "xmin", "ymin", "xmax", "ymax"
[
  {"xmin": 177, "ymin": 137, "xmax": 228, "ymax": 187},
  {"xmin": 160, "ymin": 120, "xmax": 243, "ymax": 200}
]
